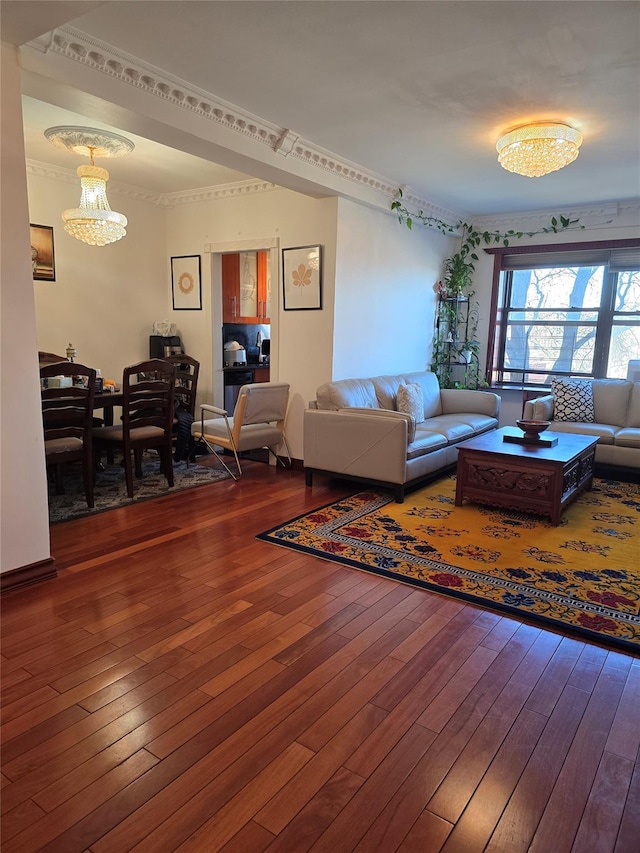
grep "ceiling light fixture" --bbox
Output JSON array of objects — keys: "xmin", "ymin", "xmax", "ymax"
[
  {"xmin": 496, "ymin": 122, "xmax": 582, "ymax": 178},
  {"xmin": 44, "ymin": 126, "xmax": 134, "ymax": 246}
]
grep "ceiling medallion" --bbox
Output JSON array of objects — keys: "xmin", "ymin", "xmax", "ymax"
[
  {"xmin": 44, "ymin": 126, "xmax": 134, "ymax": 247},
  {"xmin": 496, "ymin": 122, "xmax": 583, "ymax": 178},
  {"xmin": 44, "ymin": 126, "xmax": 135, "ymax": 159}
]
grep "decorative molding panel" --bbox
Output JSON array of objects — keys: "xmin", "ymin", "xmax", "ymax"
[
  {"xmin": 26, "ymin": 159, "xmax": 280, "ymax": 207},
  {"xmin": 472, "ymin": 201, "xmax": 640, "ymax": 232},
  {"xmin": 26, "ymin": 26, "xmax": 445, "ymax": 219},
  {"xmin": 162, "ymin": 180, "xmax": 280, "ymax": 207}
]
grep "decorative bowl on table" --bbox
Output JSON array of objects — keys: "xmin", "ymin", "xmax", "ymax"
[{"xmin": 516, "ymin": 419, "xmax": 551, "ymax": 439}]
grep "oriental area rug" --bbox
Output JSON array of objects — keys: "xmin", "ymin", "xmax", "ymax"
[
  {"xmin": 48, "ymin": 454, "xmax": 230, "ymax": 524},
  {"xmin": 258, "ymin": 475, "xmax": 640, "ymax": 654}
]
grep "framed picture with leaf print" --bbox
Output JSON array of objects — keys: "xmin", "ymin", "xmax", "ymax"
[
  {"xmin": 171, "ymin": 255, "xmax": 202, "ymax": 310},
  {"xmin": 282, "ymin": 245, "xmax": 322, "ymax": 310}
]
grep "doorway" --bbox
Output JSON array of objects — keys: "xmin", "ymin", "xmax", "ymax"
[{"xmin": 205, "ymin": 237, "xmax": 280, "ymax": 409}]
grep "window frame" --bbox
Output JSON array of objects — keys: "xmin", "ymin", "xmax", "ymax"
[{"xmin": 485, "ymin": 238, "xmax": 640, "ymax": 388}]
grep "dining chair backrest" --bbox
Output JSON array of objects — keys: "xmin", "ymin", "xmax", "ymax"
[
  {"xmin": 122, "ymin": 358, "xmax": 176, "ymax": 435},
  {"xmin": 39, "ymin": 351, "xmax": 69, "ymax": 366},
  {"xmin": 40, "ymin": 362, "xmax": 96, "ymax": 441},
  {"xmin": 167, "ymin": 354, "xmax": 200, "ymax": 417},
  {"xmin": 40, "ymin": 362, "xmax": 97, "ymax": 508}
]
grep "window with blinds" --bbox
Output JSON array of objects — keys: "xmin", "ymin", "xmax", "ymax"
[{"xmin": 490, "ymin": 243, "xmax": 640, "ymax": 386}]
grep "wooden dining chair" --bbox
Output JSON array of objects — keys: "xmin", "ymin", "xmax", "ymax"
[
  {"xmin": 167, "ymin": 354, "xmax": 200, "ymax": 461},
  {"xmin": 40, "ymin": 362, "xmax": 96, "ymax": 508},
  {"xmin": 38, "ymin": 351, "xmax": 68, "ymax": 367},
  {"xmin": 167, "ymin": 354, "xmax": 200, "ymax": 418},
  {"xmin": 92, "ymin": 359, "xmax": 176, "ymax": 498}
]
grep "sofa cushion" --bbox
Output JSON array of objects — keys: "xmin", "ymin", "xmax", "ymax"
[
  {"xmin": 614, "ymin": 428, "xmax": 640, "ymax": 450},
  {"xmin": 544, "ymin": 421, "xmax": 617, "ymax": 445},
  {"xmin": 397, "ymin": 382, "xmax": 424, "ymax": 425},
  {"xmin": 551, "ymin": 378, "xmax": 595, "ymax": 422},
  {"xmin": 592, "ymin": 380, "xmax": 632, "ymax": 426},
  {"xmin": 402, "ymin": 371, "xmax": 443, "ymax": 419},
  {"xmin": 626, "ymin": 383, "xmax": 640, "ymax": 428},
  {"xmin": 407, "ymin": 428, "xmax": 448, "ymax": 460},
  {"xmin": 316, "ymin": 377, "xmax": 378, "ymax": 410},
  {"xmin": 415, "ymin": 415, "xmax": 476, "ymax": 443}
]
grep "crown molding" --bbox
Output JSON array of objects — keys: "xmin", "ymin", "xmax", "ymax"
[
  {"xmin": 25, "ymin": 26, "xmax": 449, "ymax": 220},
  {"xmin": 471, "ymin": 200, "xmax": 640, "ymax": 232},
  {"xmin": 26, "ymin": 159, "xmax": 281, "ymax": 207},
  {"xmin": 26, "ymin": 158, "xmax": 162, "ymax": 203},
  {"xmin": 161, "ymin": 180, "xmax": 280, "ymax": 207}
]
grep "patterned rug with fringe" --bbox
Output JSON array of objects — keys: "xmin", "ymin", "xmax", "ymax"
[{"xmin": 258, "ymin": 476, "xmax": 640, "ymax": 654}]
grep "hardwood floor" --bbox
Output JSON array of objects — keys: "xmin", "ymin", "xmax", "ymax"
[{"xmin": 2, "ymin": 461, "xmax": 638, "ymax": 852}]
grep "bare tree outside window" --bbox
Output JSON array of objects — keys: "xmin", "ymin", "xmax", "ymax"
[{"xmin": 496, "ymin": 263, "xmax": 639, "ymax": 384}]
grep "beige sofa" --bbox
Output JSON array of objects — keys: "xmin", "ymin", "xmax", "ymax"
[
  {"xmin": 524, "ymin": 379, "xmax": 640, "ymax": 471},
  {"xmin": 304, "ymin": 371, "xmax": 500, "ymax": 501}
]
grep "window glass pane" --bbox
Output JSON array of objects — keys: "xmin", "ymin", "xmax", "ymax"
[
  {"xmin": 504, "ymin": 323, "xmax": 596, "ymax": 376},
  {"xmin": 510, "ymin": 266, "xmax": 605, "ymax": 309},
  {"xmin": 616, "ymin": 270, "xmax": 640, "ymax": 311},
  {"xmin": 239, "ymin": 252, "xmax": 258, "ymax": 316},
  {"xmin": 607, "ymin": 324, "xmax": 640, "ymax": 378}
]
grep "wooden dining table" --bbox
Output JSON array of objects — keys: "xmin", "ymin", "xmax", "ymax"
[{"xmin": 93, "ymin": 390, "xmax": 123, "ymax": 426}]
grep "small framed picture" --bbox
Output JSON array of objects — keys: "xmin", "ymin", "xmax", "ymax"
[
  {"xmin": 171, "ymin": 255, "xmax": 202, "ymax": 310},
  {"xmin": 30, "ymin": 224, "xmax": 55, "ymax": 281},
  {"xmin": 282, "ymin": 245, "xmax": 322, "ymax": 310}
]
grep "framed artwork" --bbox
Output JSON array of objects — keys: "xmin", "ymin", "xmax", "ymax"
[
  {"xmin": 171, "ymin": 255, "xmax": 202, "ymax": 310},
  {"xmin": 282, "ymin": 245, "xmax": 322, "ymax": 310},
  {"xmin": 30, "ymin": 224, "xmax": 55, "ymax": 281}
]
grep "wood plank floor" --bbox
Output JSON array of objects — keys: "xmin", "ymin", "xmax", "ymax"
[{"xmin": 2, "ymin": 461, "xmax": 638, "ymax": 852}]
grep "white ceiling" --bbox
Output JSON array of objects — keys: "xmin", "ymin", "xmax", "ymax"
[{"xmin": 5, "ymin": 0, "xmax": 640, "ymax": 217}]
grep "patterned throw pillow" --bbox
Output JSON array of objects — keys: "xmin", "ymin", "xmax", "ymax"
[
  {"xmin": 551, "ymin": 378, "xmax": 595, "ymax": 422},
  {"xmin": 397, "ymin": 382, "xmax": 424, "ymax": 443}
]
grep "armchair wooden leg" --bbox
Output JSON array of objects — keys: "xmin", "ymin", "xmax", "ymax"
[{"xmin": 134, "ymin": 450, "xmax": 143, "ymax": 478}]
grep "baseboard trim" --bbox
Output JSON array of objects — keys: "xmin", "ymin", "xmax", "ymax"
[{"xmin": 1, "ymin": 558, "xmax": 57, "ymax": 593}]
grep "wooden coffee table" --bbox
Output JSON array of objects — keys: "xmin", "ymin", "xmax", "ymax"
[{"xmin": 455, "ymin": 427, "xmax": 598, "ymax": 525}]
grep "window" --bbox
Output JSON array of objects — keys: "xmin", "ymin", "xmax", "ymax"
[{"xmin": 488, "ymin": 241, "xmax": 640, "ymax": 387}]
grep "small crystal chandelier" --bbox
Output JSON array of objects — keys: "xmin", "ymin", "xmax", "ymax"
[
  {"xmin": 496, "ymin": 122, "xmax": 583, "ymax": 178},
  {"xmin": 44, "ymin": 127, "xmax": 134, "ymax": 246}
]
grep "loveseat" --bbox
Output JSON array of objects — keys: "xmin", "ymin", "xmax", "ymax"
[
  {"xmin": 304, "ymin": 370, "xmax": 500, "ymax": 501},
  {"xmin": 523, "ymin": 378, "xmax": 640, "ymax": 471}
]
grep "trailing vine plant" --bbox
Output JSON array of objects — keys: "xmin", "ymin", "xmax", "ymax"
[
  {"xmin": 391, "ymin": 189, "xmax": 583, "ymax": 389},
  {"xmin": 391, "ymin": 187, "xmax": 583, "ymax": 284}
]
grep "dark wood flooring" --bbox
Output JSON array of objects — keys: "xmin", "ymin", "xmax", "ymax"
[{"xmin": 1, "ymin": 460, "xmax": 638, "ymax": 852}]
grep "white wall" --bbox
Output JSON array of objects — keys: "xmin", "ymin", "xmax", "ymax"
[
  {"xmin": 29, "ymin": 172, "xmax": 167, "ymax": 383},
  {"xmin": 333, "ymin": 199, "xmax": 454, "ymax": 380},
  {"xmin": 164, "ymin": 188, "xmax": 339, "ymax": 460},
  {"xmin": 1, "ymin": 45, "xmax": 50, "ymax": 575}
]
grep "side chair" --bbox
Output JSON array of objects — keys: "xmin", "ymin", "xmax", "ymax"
[
  {"xmin": 40, "ymin": 361, "xmax": 96, "ymax": 508},
  {"xmin": 167, "ymin": 354, "xmax": 199, "ymax": 418},
  {"xmin": 191, "ymin": 382, "xmax": 291, "ymax": 480},
  {"xmin": 167, "ymin": 354, "xmax": 200, "ymax": 461},
  {"xmin": 92, "ymin": 359, "xmax": 176, "ymax": 498}
]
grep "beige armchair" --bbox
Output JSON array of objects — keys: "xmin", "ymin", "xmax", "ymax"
[{"xmin": 191, "ymin": 382, "xmax": 291, "ymax": 479}]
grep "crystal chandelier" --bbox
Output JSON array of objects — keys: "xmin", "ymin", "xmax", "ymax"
[
  {"xmin": 44, "ymin": 127, "xmax": 134, "ymax": 246},
  {"xmin": 496, "ymin": 123, "xmax": 583, "ymax": 178}
]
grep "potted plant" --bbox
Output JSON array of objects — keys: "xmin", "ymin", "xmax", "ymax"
[
  {"xmin": 443, "ymin": 252, "xmax": 473, "ymax": 297},
  {"xmin": 458, "ymin": 339, "xmax": 479, "ymax": 364}
]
